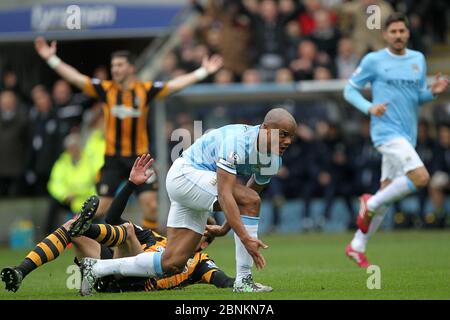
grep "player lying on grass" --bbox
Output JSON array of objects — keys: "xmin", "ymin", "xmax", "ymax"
[
  {"xmin": 1, "ymin": 155, "xmax": 234, "ymax": 293},
  {"xmin": 79, "ymin": 108, "xmax": 297, "ymax": 294}
]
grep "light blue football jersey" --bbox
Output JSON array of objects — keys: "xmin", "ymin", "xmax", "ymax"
[
  {"xmin": 349, "ymin": 48, "xmax": 434, "ymax": 147},
  {"xmin": 182, "ymin": 124, "xmax": 281, "ymax": 185}
]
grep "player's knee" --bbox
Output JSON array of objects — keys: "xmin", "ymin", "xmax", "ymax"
[
  {"xmin": 162, "ymin": 253, "xmax": 188, "ymax": 275},
  {"xmin": 242, "ymin": 191, "xmax": 261, "ymax": 216},
  {"xmin": 414, "ymin": 171, "xmax": 430, "ymax": 189}
]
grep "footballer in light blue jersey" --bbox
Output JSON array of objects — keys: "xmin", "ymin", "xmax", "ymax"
[
  {"xmin": 183, "ymin": 124, "xmax": 283, "ymax": 185},
  {"xmin": 343, "ymin": 13, "xmax": 448, "ymax": 269},
  {"xmin": 347, "ymin": 47, "xmax": 433, "ymax": 147}
]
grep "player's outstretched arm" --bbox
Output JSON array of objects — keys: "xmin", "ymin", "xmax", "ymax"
[
  {"xmin": 217, "ymin": 168, "xmax": 268, "ymax": 270},
  {"xmin": 165, "ymin": 55, "xmax": 223, "ymax": 94},
  {"xmin": 34, "ymin": 37, "xmax": 89, "ymax": 91},
  {"xmin": 105, "ymin": 154, "xmax": 154, "ymax": 225},
  {"xmin": 128, "ymin": 154, "xmax": 155, "ymax": 185}
]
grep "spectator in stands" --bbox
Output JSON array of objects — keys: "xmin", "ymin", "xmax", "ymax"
[
  {"xmin": 297, "ymin": 0, "xmax": 322, "ymax": 36},
  {"xmin": 92, "ymin": 65, "xmax": 109, "ymax": 81},
  {"xmin": 232, "ymin": 69, "xmax": 267, "ymax": 123},
  {"xmin": 213, "ymin": 69, "xmax": 235, "ymax": 85},
  {"xmin": 335, "ymin": 37, "xmax": 359, "ymax": 79},
  {"xmin": 290, "ymin": 40, "xmax": 319, "ymax": 80},
  {"xmin": 310, "ymin": 9, "xmax": 340, "ymax": 60},
  {"xmin": 46, "ymin": 132, "xmax": 100, "ymax": 234},
  {"xmin": 192, "ymin": 0, "xmax": 252, "ymax": 76},
  {"xmin": 427, "ymin": 125, "xmax": 450, "ymax": 225},
  {"xmin": 278, "ymin": 121, "xmax": 318, "ymax": 229},
  {"xmin": 52, "ymin": 79, "xmax": 93, "ymax": 137},
  {"xmin": 275, "ymin": 68, "xmax": 295, "ymax": 83},
  {"xmin": 320, "ymin": 122, "xmax": 356, "ymax": 228},
  {"xmin": 422, "ymin": 1, "xmax": 448, "ymax": 44},
  {"xmin": 432, "ymin": 101, "xmax": 450, "ymax": 127},
  {"xmin": 0, "ymin": 90, "xmax": 28, "ymax": 196},
  {"xmin": 242, "ymin": 68, "xmax": 263, "ymax": 85},
  {"xmin": 80, "ymin": 103, "xmax": 105, "ymax": 183},
  {"xmin": 175, "ymin": 24, "xmax": 197, "ymax": 55},
  {"xmin": 415, "ymin": 120, "xmax": 436, "ymax": 222},
  {"xmin": 313, "ymin": 66, "xmax": 333, "ymax": 80},
  {"xmin": 339, "ymin": 0, "xmax": 393, "ymax": 58},
  {"xmin": 240, "ymin": 0, "xmax": 304, "ymax": 78},
  {"xmin": 1, "ymin": 69, "xmax": 28, "ymax": 105},
  {"xmin": 351, "ymin": 117, "xmax": 381, "ymax": 196},
  {"xmin": 24, "ymin": 85, "xmax": 61, "ymax": 196},
  {"xmin": 158, "ymin": 51, "xmax": 180, "ymax": 81},
  {"xmin": 407, "ymin": 14, "xmax": 426, "ymax": 53},
  {"xmin": 284, "ymin": 20, "xmax": 305, "ymax": 63},
  {"xmin": 178, "ymin": 46, "xmax": 199, "ymax": 73}
]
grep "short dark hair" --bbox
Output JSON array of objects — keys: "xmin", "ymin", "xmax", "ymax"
[
  {"xmin": 384, "ymin": 12, "xmax": 410, "ymax": 30},
  {"xmin": 111, "ymin": 50, "xmax": 136, "ymax": 65}
]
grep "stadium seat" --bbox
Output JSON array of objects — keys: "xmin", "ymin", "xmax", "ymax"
[
  {"xmin": 398, "ymin": 196, "xmax": 420, "ymax": 215},
  {"xmin": 278, "ymin": 200, "xmax": 302, "ymax": 233},
  {"xmin": 323, "ymin": 198, "xmax": 351, "ymax": 233}
]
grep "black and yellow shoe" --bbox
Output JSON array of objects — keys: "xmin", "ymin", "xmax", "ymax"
[
  {"xmin": 1, "ymin": 267, "xmax": 23, "ymax": 292},
  {"xmin": 69, "ymin": 195, "xmax": 100, "ymax": 237}
]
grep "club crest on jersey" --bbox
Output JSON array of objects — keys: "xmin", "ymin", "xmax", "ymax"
[
  {"xmin": 352, "ymin": 66, "xmax": 362, "ymax": 76},
  {"xmin": 411, "ymin": 64, "xmax": 420, "ymax": 73},
  {"xmin": 227, "ymin": 151, "xmax": 240, "ymax": 164}
]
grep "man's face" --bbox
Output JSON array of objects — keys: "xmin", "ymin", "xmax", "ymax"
[
  {"xmin": 263, "ymin": 120, "xmax": 296, "ymax": 155},
  {"xmin": 111, "ymin": 57, "xmax": 134, "ymax": 84},
  {"xmin": 384, "ymin": 21, "xmax": 409, "ymax": 52},
  {"xmin": 0, "ymin": 91, "xmax": 17, "ymax": 112},
  {"xmin": 53, "ymin": 81, "xmax": 72, "ymax": 105}
]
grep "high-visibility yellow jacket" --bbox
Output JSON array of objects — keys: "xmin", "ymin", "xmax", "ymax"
[{"xmin": 48, "ymin": 129, "xmax": 105, "ymax": 213}]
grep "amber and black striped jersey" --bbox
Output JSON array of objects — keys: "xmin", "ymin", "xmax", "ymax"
[
  {"xmin": 133, "ymin": 226, "xmax": 219, "ymax": 291},
  {"xmin": 153, "ymin": 251, "xmax": 219, "ymax": 291},
  {"xmin": 83, "ymin": 78, "xmax": 169, "ymax": 157},
  {"xmin": 137, "ymin": 228, "xmax": 167, "ymax": 253},
  {"xmin": 94, "ymin": 226, "xmax": 233, "ymax": 293},
  {"xmin": 137, "ymin": 229, "xmax": 219, "ymax": 290}
]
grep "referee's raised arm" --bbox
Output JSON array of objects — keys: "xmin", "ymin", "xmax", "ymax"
[{"xmin": 35, "ymin": 37, "xmax": 89, "ymax": 91}]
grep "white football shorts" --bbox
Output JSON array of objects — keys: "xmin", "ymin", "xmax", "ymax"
[
  {"xmin": 165, "ymin": 157, "xmax": 218, "ymax": 234},
  {"xmin": 377, "ymin": 137, "xmax": 424, "ymax": 182}
]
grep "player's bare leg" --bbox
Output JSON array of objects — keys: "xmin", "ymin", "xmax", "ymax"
[
  {"xmin": 138, "ymin": 190, "xmax": 160, "ymax": 232},
  {"xmin": 113, "ymin": 223, "xmax": 144, "ymax": 258},
  {"xmin": 161, "ymin": 227, "xmax": 203, "ymax": 275},
  {"xmin": 212, "ymin": 183, "xmax": 272, "ymax": 292},
  {"xmin": 95, "ymin": 196, "xmax": 114, "ymax": 219}
]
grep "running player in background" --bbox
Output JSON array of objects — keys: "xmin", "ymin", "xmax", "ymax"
[
  {"xmin": 79, "ymin": 108, "xmax": 297, "ymax": 294},
  {"xmin": 343, "ymin": 12, "xmax": 449, "ymax": 267},
  {"xmin": 34, "ymin": 37, "xmax": 223, "ymax": 232}
]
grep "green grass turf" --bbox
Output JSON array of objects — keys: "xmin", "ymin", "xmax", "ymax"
[{"xmin": 0, "ymin": 231, "xmax": 449, "ymax": 300}]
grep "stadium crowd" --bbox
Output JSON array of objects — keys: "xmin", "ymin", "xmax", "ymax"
[{"xmin": 0, "ymin": 0, "xmax": 449, "ymax": 231}]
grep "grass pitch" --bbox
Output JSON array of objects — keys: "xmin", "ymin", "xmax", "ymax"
[{"xmin": 0, "ymin": 231, "xmax": 449, "ymax": 300}]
